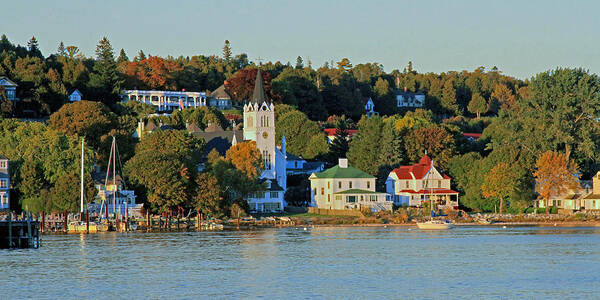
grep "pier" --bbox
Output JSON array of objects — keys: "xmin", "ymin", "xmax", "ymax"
[{"xmin": 0, "ymin": 213, "xmax": 40, "ymax": 249}]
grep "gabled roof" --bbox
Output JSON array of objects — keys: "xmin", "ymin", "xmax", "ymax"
[
  {"xmin": 210, "ymin": 84, "xmax": 231, "ymax": 100},
  {"xmin": 334, "ymin": 189, "xmax": 378, "ymax": 194},
  {"xmin": 312, "ymin": 165, "xmax": 374, "ymax": 179},
  {"xmin": 323, "ymin": 128, "xmax": 358, "ymax": 136},
  {"xmin": 204, "ymin": 122, "xmax": 224, "ymax": 133},
  {"xmin": 251, "ymin": 68, "xmax": 267, "ymax": 105},
  {"xmin": 0, "ymin": 77, "xmax": 17, "ymax": 87},
  {"xmin": 391, "ymin": 155, "xmax": 452, "ymax": 180},
  {"xmin": 286, "ymin": 152, "xmax": 304, "ymax": 162},
  {"xmin": 186, "ymin": 123, "xmax": 203, "ymax": 133},
  {"xmin": 192, "ymin": 130, "xmax": 243, "ymax": 157},
  {"xmin": 69, "ymin": 88, "xmax": 82, "ymax": 96}
]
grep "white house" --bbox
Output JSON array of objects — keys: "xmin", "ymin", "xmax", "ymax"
[
  {"xmin": 0, "ymin": 77, "xmax": 18, "ymax": 101},
  {"xmin": 364, "ymin": 97, "xmax": 378, "ymax": 117},
  {"xmin": 396, "ymin": 87, "xmax": 425, "ymax": 108},
  {"xmin": 386, "ymin": 155, "xmax": 458, "ymax": 209},
  {"xmin": 286, "ymin": 153, "xmax": 325, "ymax": 176},
  {"xmin": 121, "ymin": 90, "xmax": 207, "ymax": 111},
  {"xmin": 309, "ymin": 158, "xmax": 392, "ymax": 212},
  {"xmin": 69, "ymin": 89, "xmax": 83, "ymax": 102},
  {"xmin": 0, "ymin": 156, "xmax": 9, "ymax": 210},
  {"xmin": 208, "ymin": 84, "xmax": 233, "ymax": 110},
  {"xmin": 243, "ymin": 69, "xmax": 287, "ymax": 213}
]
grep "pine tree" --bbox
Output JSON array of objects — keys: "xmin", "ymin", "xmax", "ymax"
[
  {"xmin": 328, "ymin": 118, "xmax": 350, "ymax": 162},
  {"xmin": 222, "ymin": 40, "xmax": 232, "ymax": 61},
  {"xmin": 57, "ymin": 41, "xmax": 66, "ymax": 56},
  {"xmin": 89, "ymin": 37, "xmax": 123, "ymax": 104},
  {"xmin": 117, "ymin": 48, "xmax": 129, "ymax": 64},
  {"xmin": 295, "ymin": 56, "xmax": 304, "ymax": 69},
  {"xmin": 27, "ymin": 36, "xmax": 42, "ymax": 58},
  {"xmin": 136, "ymin": 50, "xmax": 146, "ymax": 62},
  {"xmin": 441, "ymin": 79, "xmax": 460, "ymax": 115}
]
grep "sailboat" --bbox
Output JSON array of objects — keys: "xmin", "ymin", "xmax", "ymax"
[
  {"xmin": 67, "ymin": 137, "xmax": 100, "ymax": 233},
  {"xmin": 416, "ymin": 157, "xmax": 454, "ymax": 230}
]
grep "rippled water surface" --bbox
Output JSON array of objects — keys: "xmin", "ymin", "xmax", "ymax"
[{"xmin": 2, "ymin": 226, "xmax": 600, "ymax": 299}]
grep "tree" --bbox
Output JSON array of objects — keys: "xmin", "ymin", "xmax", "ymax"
[
  {"xmin": 117, "ymin": 48, "xmax": 129, "ymax": 64},
  {"xmin": 27, "ymin": 36, "xmax": 42, "ymax": 58},
  {"xmin": 225, "ymin": 141, "xmax": 262, "ymax": 178},
  {"xmin": 48, "ymin": 100, "xmax": 117, "ymax": 148},
  {"xmin": 534, "ymin": 151, "xmax": 579, "ymax": 214},
  {"xmin": 275, "ymin": 109, "xmax": 328, "ymax": 159},
  {"xmin": 404, "ymin": 125, "xmax": 457, "ymax": 169},
  {"xmin": 491, "ymin": 83, "xmax": 516, "ymax": 112},
  {"xmin": 336, "ymin": 58, "xmax": 353, "ymax": 71},
  {"xmin": 89, "ymin": 37, "xmax": 123, "ymax": 104},
  {"xmin": 193, "ymin": 172, "xmax": 225, "ymax": 219},
  {"xmin": 328, "ymin": 118, "xmax": 350, "ymax": 162},
  {"xmin": 347, "ymin": 115, "xmax": 385, "ymax": 175},
  {"xmin": 57, "ymin": 42, "xmax": 66, "ymax": 56},
  {"xmin": 225, "ymin": 68, "xmax": 274, "ymax": 103},
  {"xmin": 441, "ymin": 79, "xmax": 460, "ymax": 115},
  {"xmin": 295, "ymin": 56, "xmax": 303, "ymax": 69},
  {"xmin": 271, "ymin": 68, "xmax": 327, "ymax": 120},
  {"xmin": 222, "ymin": 40, "xmax": 232, "ymax": 61},
  {"xmin": 481, "ymin": 162, "xmax": 519, "ymax": 214},
  {"xmin": 229, "ymin": 201, "xmax": 247, "ymax": 229},
  {"xmin": 467, "ymin": 93, "xmax": 487, "ymax": 119}
]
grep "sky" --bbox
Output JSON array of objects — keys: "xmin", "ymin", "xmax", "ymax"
[{"xmin": 1, "ymin": 0, "xmax": 598, "ymax": 79}]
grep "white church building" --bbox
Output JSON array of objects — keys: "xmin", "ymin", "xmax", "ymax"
[{"xmin": 243, "ymin": 69, "xmax": 287, "ymax": 213}]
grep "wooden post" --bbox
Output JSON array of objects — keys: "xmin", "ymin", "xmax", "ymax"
[
  {"xmin": 196, "ymin": 210, "xmax": 200, "ymax": 231},
  {"xmin": 27, "ymin": 213, "xmax": 32, "ymax": 248},
  {"xmin": 86, "ymin": 210, "xmax": 89, "ymax": 234},
  {"xmin": 8, "ymin": 212, "xmax": 12, "ymax": 248},
  {"xmin": 125, "ymin": 204, "xmax": 129, "ymax": 232},
  {"xmin": 146, "ymin": 210, "xmax": 150, "ymax": 232},
  {"xmin": 63, "ymin": 211, "xmax": 68, "ymax": 233},
  {"xmin": 41, "ymin": 211, "xmax": 45, "ymax": 234}
]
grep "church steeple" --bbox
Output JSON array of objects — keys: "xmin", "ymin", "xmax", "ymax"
[{"xmin": 251, "ymin": 68, "xmax": 267, "ymax": 105}]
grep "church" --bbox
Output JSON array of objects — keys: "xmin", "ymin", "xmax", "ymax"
[{"xmin": 243, "ymin": 69, "xmax": 287, "ymax": 213}]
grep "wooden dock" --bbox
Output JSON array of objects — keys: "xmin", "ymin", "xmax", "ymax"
[{"xmin": 0, "ymin": 213, "xmax": 40, "ymax": 249}]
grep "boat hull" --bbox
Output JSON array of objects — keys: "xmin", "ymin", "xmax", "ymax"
[{"xmin": 416, "ymin": 222, "xmax": 454, "ymax": 230}]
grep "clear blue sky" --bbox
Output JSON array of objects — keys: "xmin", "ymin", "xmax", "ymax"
[{"xmin": 1, "ymin": 0, "xmax": 598, "ymax": 79}]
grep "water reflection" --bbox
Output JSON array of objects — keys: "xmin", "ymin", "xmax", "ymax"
[{"xmin": 2, "ymin": 227, "xmax": 600, "ymax": 299}]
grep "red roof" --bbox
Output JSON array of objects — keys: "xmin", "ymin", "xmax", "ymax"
[
  {"xmin": 463, "ymin": 133, "xmax": 482, "ymax": 139},
  {"xmin": 399, "ymin": 189, "xmax": 459, "ymax": 195},
  {"xmin": 391, "ymin": 155, "xmax": 452, "ymax": 180},
  {"xmin": 323, "ymin": 128, "xmax": 358, "ymax": 136}
]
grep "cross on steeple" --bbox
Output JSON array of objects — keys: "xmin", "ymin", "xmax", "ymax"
[{"xmin": 256, "ymin": 57, "xmax": 264, "ymax": 66}]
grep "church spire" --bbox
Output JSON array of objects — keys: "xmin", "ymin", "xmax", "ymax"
[{"xmin": 251, "ymin": 68, "xmax": 267, "ymax": 105}]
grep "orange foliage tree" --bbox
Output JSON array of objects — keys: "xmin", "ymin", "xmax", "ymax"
[
  {"xmin": 123, "ymin": 55, "xmax": 183, "ymax": 90},
  {"xmin": 533, "ymin": 151, "xmax": 579, "ymax": 214},
  {"xmin": 224, "ymin": 68, "xmax": 273, "ymax": 103},
  {"xmin": 225, "ymin": 141, "xmax": 262, "ymax": 178},
  {"xmin": 481, "ymin": 162, "xmax": 519, "ymax": 214}
]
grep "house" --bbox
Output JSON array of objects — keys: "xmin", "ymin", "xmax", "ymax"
[
  {"xmin": 121, "ymin": 89, "xmax": 207, "ymax": 111},
  {"xmin": 88, "ymin": 169, "xmax": 141, "ymax": 217},
  {"xmin": 0, "ymin": 77, "xmax": 18, "ymax": 101},
  {"xmin": 364, "ymin": 97, "xmax": 378, "ymax": 117},
  {"xmin": 68, "ymin": 89, "xmax": 83, "ymax": 102},
  {"xmin": 133, "ymin": 119, "xmax": 175, "ymax": 138},
  {"xmin": 463, "ymin": 133, "xmax": 482, "ymax": 141},
  {"xmin": 538, "ymin": 173, "xmax": 600, "ymax": 212},
  {"xmin": 386, "ymin": 155, "xmax": 459, "ymax": 209},
  {"xmin": 243, "ymin": 69, "xmax": 287, "ymax": 213},
  {"xmin": 208, "ymin": 84, "xmax": 233, "ymax": 110},
  {"xmin": 0, "ymin": 156, "xmax": 9, "ymax": 210},
  {"xmin": 395, "ymin": 87, "xmax": 425, "ymax": 108},
  {"xmin": 323, "ymin": 128, "xmax": 358, "ymax": 144},
  {"xmin": 286, "ymin": 153, "xmax": 325, "ymax": 175},
  {"xmin": 309, "ymin": 158, "xmax": 392, "ymax": 211},
  {"xmin": 189, "ymin": 122, "xmax": 243, "ymax": 157}
]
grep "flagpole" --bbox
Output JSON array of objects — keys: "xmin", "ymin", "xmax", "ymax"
[{"xmin": 80, "ymin": 137, "xmax": 85, "ymax": 214}]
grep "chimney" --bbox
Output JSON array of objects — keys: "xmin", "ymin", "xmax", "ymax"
[{"xmin": 339, "ymin": 158, "xmax": 348, "ymax": 168}]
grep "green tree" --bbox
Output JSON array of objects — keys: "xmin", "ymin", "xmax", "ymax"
[
  {"xmin": 275, "ymin": 109, "xmax": 328, "ymax": 159},
  {"xmin": 295, "ymin": 56, "xmax": 303, "ymax": 69},
  {"xmin": 117, "ymin": 48, "xmax": 129, "ymax": 64},
  {"xmin": 467, "ymin": 93, "xmax": 487, "ymax": 119},
  {"xmin": 328, "ymin": 118, "xmax": 350, "ymax": 163},
  {"xmin": 347, "ymin": 115, "xmax": 385, "ymax": 175},
  {"xmin": 193, "ymin": 172, "xmax": 225, "ymax": 218},
  {"xmin": 222, "ymin": 40, "xmax": 232, "ymax": 61},
  {"xmin": 27, "ymin": 36, "xmax": 42, "ymax": 58},
  {"xmin": 89, "ymin": 37, "xmax": 123, "ymax": 105},
  {"xmin": 48, "ymin": 100, "xmax": 117, "ymax": 148}
]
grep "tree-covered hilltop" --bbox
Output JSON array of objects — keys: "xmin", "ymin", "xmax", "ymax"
[{"xmin": 1, "ymin": 33, "xmax": 599, "ymax": 215}]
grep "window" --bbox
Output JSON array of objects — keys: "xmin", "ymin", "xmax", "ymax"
[
  {"xmin": 0, "ymin": 161, "xmax": 6, "ymax": 169},
  {"xmin": 270, "ymin": 192, "xmax": 279, "ymax": 198},
  {"xmin": 335, "ymin": 195, "xmax": 342, "ymax": 201},
  {"xmin": 338, "ymin": 182, "xmax": 342, "ymax": 189},
  {"xmin": 347, "ymin": 196, "xmax": 356, "ymax": 203},
  {"xmin": 438, "ymin": 180, "xmax": 441, "ymax": 188},
  {"xmin": 328, "ymin": 194, "xmax": 330, "ymax": 202},
  {"xmin": 313, "ymin": 188, "xmax": 317, "ymax": 195},
  {"xmin": 367, "ymin": 181, "xmax": 371, "ymax": 189},
  {"xmin": 328, "ymin": 182, "xmax": 330, "ymax": 189},
  {"xmin": 370, "ymin": 195, "xmax": 377, "ymax": 202},
  {"xmin": 360, "ymin": 196, "xmax": 364, "ymax": 202},
  {"xmin": 0, "ymin": 179, "xmax": 7, "ymax": 189},
  {"xmin": 321, "ymin": 188, "xmax": 324, "ymax": 195},
  {"xmin": 349, "ymin": 181, "xmax": 352, "ymax": 189},
  {"xmin": 406, "ymin": 181, "xmax": 409, "ymax": 188}
]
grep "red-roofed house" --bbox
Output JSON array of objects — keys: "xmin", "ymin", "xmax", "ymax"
[
  {"xmin": 323, "ymin": 128, "xmax": 358, "ymax": 144},
  {"xmin": 385, "ymin": 155, "xmax": 459, "ymax": 209}
]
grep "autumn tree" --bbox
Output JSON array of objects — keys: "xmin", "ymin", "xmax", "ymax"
[
  {"xmin": 534, "ymin": 151, "xmax": 579, "ymax": 214},
  {"xmin": 467, "ymin": 93, "xmax": 487, "ymax": 119},
  {"xmin": 193, "ymin": 172, "xmax": 225, "ymax": 219},
  {"xmin": 481, "ymin": 162, "xmax": 519, "ymax": 214},
  {"xmin": 225, "ymin": 141, "xmax": 262, "ymax": 178},
  {"xmin": 225, "ymin": 68, "xmax": 274, "ymax": 103},
  {"xmin": 48, "ymin": 100, "xmax": 117, "ymax": 148},
  {"xmin": 123, "ymin": 55, "xmax": 183, "ymax": 90},
  {"xmin": 404, "ymin": 125, "xmax": 457, "ymax": 169},
  {"xmin": 491, "ymin": 83, "xmax": 516, "ymax": 112}
]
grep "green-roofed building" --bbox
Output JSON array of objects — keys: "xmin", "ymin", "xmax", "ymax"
[{"xmin": 309, "ymin": 159, "xmax": 392, "ymax": 211}]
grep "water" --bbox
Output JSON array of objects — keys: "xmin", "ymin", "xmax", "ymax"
[{"xmin": 2, "ymin": 226, "xmax": 600, "ymax": 299}]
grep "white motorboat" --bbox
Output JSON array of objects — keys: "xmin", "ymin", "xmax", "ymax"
[{"xmin": 416, "ymin": 220, "xmax": 454, "ymax": 230}]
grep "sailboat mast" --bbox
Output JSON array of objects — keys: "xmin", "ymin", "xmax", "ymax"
[
  {"xmin": 80, "ymin": 137, "xmax": 85, "ymax": 214},
  {"xmin": 112, "ymin": 136, "xmax": 117, "ymax": 215}
]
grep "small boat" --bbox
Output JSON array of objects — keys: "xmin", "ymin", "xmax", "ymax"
[
  {"xmin": 477, "ymin": 218, "xmax": 492, "ymax": 225},
  {"xmin": 67, "ymin": 221, "xmax": 99, "ymax": 233},
  {"xmin": 417, "ymin": 220, "xmax": 454, "ymax": 230}
]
